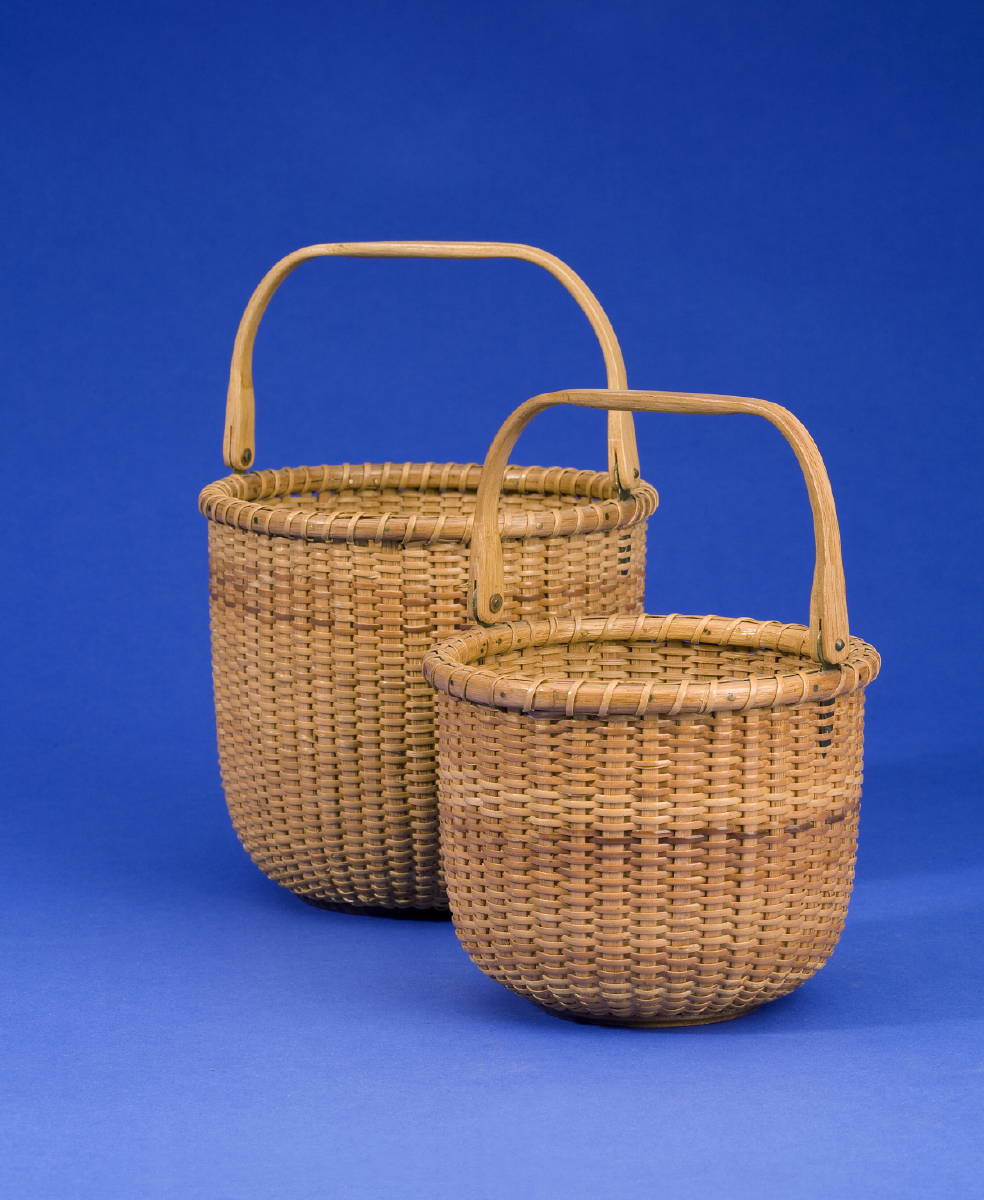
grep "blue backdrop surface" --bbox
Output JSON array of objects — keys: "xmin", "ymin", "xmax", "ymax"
[{"xmin": 3, "ymin": 2, "xmax": 982, "ymax": 1196}]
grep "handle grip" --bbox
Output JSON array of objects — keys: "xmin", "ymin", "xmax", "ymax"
[
  {"xmin": 223, "ymin": 241, "xmax": 639, "ymax": 487},
  {"xmin": 471, "ymin": 388, "xmax": 849, "ymax": 666}
]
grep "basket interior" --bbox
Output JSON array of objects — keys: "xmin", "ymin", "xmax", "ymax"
[
  {"xmin": 478, "ymin": 636, "xmax": 814, "ymax": 685},
  {"xmin": 242, "ymin": 463, "xmax": 614, "ymax": 520}
]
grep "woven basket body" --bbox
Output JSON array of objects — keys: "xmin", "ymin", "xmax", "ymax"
[
  {"xmin": 202, "ymin": 463, "xmax": 654, "ymax": 910},
  {"xmin": 430, "ymin": 615, "xmax": 878, "ymax": 1024},
  {"xmin": 426, "ymin": 388, "xmax": 880, "ymax": 1025}
]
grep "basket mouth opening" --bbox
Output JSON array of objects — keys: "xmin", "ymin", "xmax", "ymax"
[
  {"xmin": 200, "ymin": 461, "xmax": 658, "ymax": 543},
  {"xmin": 225, "ymin": 461, "xmax": 616, "ymax": 502},
  {"xmin": 424, "ymin": 613, "xmax": 880, "ymax": 716}
]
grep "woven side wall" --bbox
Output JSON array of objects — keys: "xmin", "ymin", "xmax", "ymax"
[
  {"xmin": 207, "ymin": 517, "xmax": 647, "ymax": 909},
  {"xmin": 435, "ymin": 690, "xmax": 864, "ymax": 1022}
]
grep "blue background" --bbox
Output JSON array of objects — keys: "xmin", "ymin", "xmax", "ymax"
[{"xmin": 3, "ymin": 1, "xmax": 982, "ymax": 1196}]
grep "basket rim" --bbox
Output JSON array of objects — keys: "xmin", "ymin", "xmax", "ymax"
[
  {"xmin": 199, "ymin": 460, "xmax": 658, "ymax": 544},
  {"xmin": 423, "ymin": 612, "xmax": 880, "ymax": 717}
]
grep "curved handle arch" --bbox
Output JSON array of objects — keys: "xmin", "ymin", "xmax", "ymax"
[
  {"xmin": 471, "ymin": 388, "xmax": 849, "ymax": 666},
  {"xmin": 223, "ymin": 241, "xmax": 639, "ymax": 487}
]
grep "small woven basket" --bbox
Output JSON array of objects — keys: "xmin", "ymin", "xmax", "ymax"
[
  {"xmin": 425, "ymin": 388, "xmax": 880, "ymax": 1025},
  {"xmin": 200, "ymin": 243, "xmax": 657, "ymax": 913}
]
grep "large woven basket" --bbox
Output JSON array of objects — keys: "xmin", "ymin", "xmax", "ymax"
[
  {"xmin": 200, "ymin": 243, "xmax": 657, "ymax": 913},
  {"xmin": 425, "ymin": 387, "xmax": 880, "ymax": 1025}
]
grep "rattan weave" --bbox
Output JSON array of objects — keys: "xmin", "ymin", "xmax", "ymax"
[
  {"xmin": 200, "ymin": 244, "xmax": 656, "ymax": 912},
  {"xmin": 425, "ymin": 388, "xmax": 880, "ymax": 1025}
]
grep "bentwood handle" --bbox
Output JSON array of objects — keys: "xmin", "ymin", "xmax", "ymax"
[
  {"xmin": 223, "ymin": 241, "xmax": 640, "ymax": 486},
  {"xmin": 471, "ymin": 389, "xmax": 850, "ymax": 666}
]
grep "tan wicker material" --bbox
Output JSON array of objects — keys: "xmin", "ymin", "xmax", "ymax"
[
  {"xmin": 200, "ymin": 244, "xmax": 657, "ymax": 912},
  {"xmin": 425, "ymin": 388, "xmax": 880, "ymax": 1025}
]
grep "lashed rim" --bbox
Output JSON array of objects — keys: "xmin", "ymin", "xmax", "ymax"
[
  {"xmin": 199, "ymin": 461, "xmax": 658, "ymax": 544},
  {"xmin": 423, "ymin": 612, "xmax": 881, "ymax": 717}
]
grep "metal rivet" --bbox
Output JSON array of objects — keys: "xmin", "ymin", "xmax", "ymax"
[
  {"xmin": 834, "ymin": 639, "xmax": 845, "ymax": 652},
  {"xmin": 489, "ymin": 594, "xmax": 503, "ymax": 613}
]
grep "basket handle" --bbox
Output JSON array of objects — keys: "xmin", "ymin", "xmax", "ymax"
[
  {"xmin": 471, "ymin": 388, "xmax": 849, "ymax": 666},
  {"xmin": 223, "ymin": 241, "xmax": 640, "ymax": 487}
]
